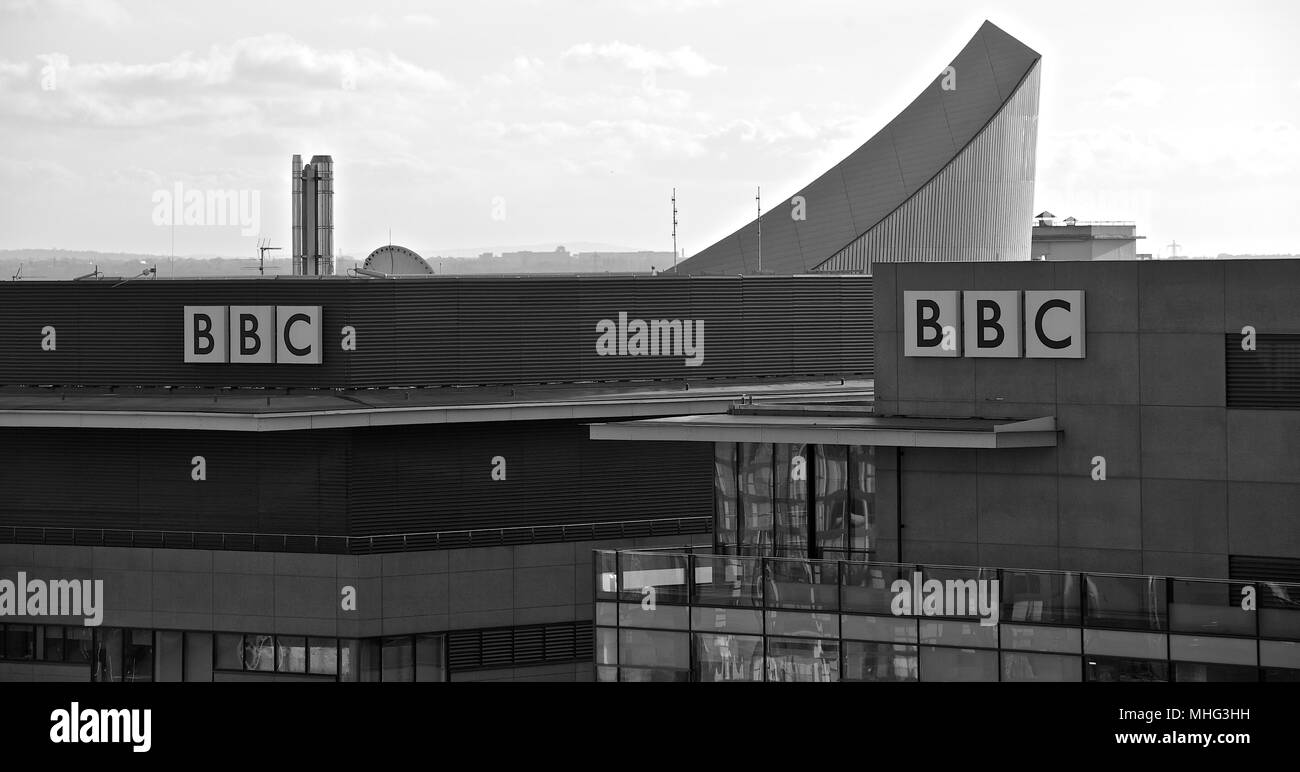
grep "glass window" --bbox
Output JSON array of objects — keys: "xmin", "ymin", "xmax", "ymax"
[
  {"xmin": 765, "ymin": 557, "xmax": 838, "ymax": 610},
  {"xmin": 595, "ymin": 550, "xmax": 619, "ymax": 600},
  {"xmin": 1002, "ymin": 570, "xmax": 1082, "ymax": 626},
  {"xmin": 1002, "ymin": 652, "xmax": 1082, "ymax": 682},
  {"xmin": 766, "ymin": 610, "xmax": 839, "ymax": 639},
  {"xmin": 1085, "ymin": 656, "xmax": 1169, "ymax": 682},
  {"xmin": 694, "ymin": 634, "xmax": 763, "ymax": 682},
  {"xmin": 595, "ymin": 665, "xmax": 618, "ymax": 682},
  {"xmin": 692, "ymin": 555, "xmax": 762, "ymax": 608},
  {"xmin": 308, "ymin": 638, "xmax": 338, "ymax": 677},
  {"xmin": 766, "ymin": 637, "xmax": 839, "ymax": 682},
  {"xmin": 596, "ymin": 601, "xmax": 617, "ymax": 626},
  {"xmin": 67, "ymin": 627, "xmax": 93, "ymax": 665},
  {"xmin": 1258, "ymin": 581, "xmax": 1300, "ymax": 639},
  {"xmin": 276, "ymin": 635, "xmax": 307, "ymax": 674},
  {"xmin": 155, "ymin": 631, "xmax": 183, "ymax": 682},
  {"xmin": 618, "ymin": 551, "xmax": 690, "ymax": 606},
  {"xmin": 841, "ymin": 563, "xmax": 912, "ymax": 615},
  {"xmin": 814, "ymin": 445, "xmax": 848, "ymax": 558},
  {"xmin": 1169, "ymin": 635, "xmax": 1256, "ymax": 667},
  {"xmin": 358, "ymin": 638, "xmax": 381, "ymax": 682},
  {"xmin": 381, "ymin": 636, "xmax": 414, "ymax": 683},
  {"xmin": 774, "ymin": 443, "xmax": 809, "ymax": 559},
  {"xmin": 339, "ymin": 640, "xmax": 360, "ymax": 682},
  {"xmin": 415, "ymin": 634, "xmax": 445, "ymax": 682},
  {"xmin": 43, "ymin": 626, "xmax": 65, "ymax": 662},
  {"xmin": 848, "ymin": 445, "xmax": 877, "ymax": 556},
  {"xmin": 690, "ymin": 607, "xmax": 763, "ymax": 636},
  {"xmin": 93, "ymin": 628, "xmax": 122, "ymax": 682},
  {"xmin": 244, "ymin": 634, "xmax": 274, "ymax": 672},
  {"xmin": 184, "ymin": 632, "xmax": 212, "ymax": 682},
  {"xmin": 919, "ymin": 646, "xmax": 998, "ymax": 682},
  {"xmin": 1260, "ymin": 640, "xmax": 1300, "ymax": 669},
  {"xmin": 843, "ymin": 641, "xmax": 918, "ymax": 682},
  {"xmin": 618, "ymin": 629, "xmax": 689, "ymax": 671},
  {"xmin": 922, "ymin": 566, "xmax": 999, "ymax": 623},
  {"xmin": 1083, "ymin": 629, "xmax": 1167, "ymax": 660},
  {"xmin": 713, "ymin": 443, "xmax": 738, "ymax": 554},
  {"xmin": 842, "ymin": 614, "xmax": 918, "ymax": 644},
  {"xmin": 618, "ymin": 602, "xmax": 689, "ymax": 630},
  {"xmin": 619, "ymin": 666, "xmax": 690, "ymax": 682},
  {"xmin": 1084, "ymin": 574, "xmax": 1167, "ymax": 631},
  {"xmin": 919, "ymin": 620, "xmax": 998, "ymax": 649},
  {"xmin": 124, "ymin": 629, "xmax": 153, "ymax": 682},
  {"xmin": 215, "ymin": 633, "xmax": 243, "ymax": 670},
  {"xmin": 1170, "ymin": 580, "xmax": 1255, "ymax": 636},
  {"xmin": 4, "ymin": 624, "xmax": 34, "ymax": 661},
  {"xmin": 1000, "ymin": 624, "xmax": 1081, "ymax": 654},
  {"xmin": 596, "ymin": 628, "xmax": 618, "ymax": 666},
  {"xmin": 1263, "ymin": 668, "xmax": 1300, "ymax": 682},
  {"xmin": 1173, "ymin": 662, "xmax": 1258, "ymax": 682},
  {"xmin": 738, "ymin": 442, "xmax": 773, "ymax": 555}
]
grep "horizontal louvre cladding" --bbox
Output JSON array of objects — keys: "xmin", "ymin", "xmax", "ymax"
[
  {"xmin": 841, "ymin": 277, "xmax": 875, "ymax": 373},
  {"xmin": 1226, "ymin": 334, "xmax": 1300, "ymax": 409},
  {"xmin": 347, "ymin": 420, "xmax": 713, "ymax": 536},
  {"xmin": 1229, "ymin": 555, "xmax": 1300, "ymax": 585},
  {"xmin": 0, "ymin": 427, "xmax": 349, "ymax": 534},
  {"xmin": 0, "ymin": 276, "xmax": 869, "ymax": 387},
  {"xmin": 447, "ymin": 620, "xmax": 594, "ymax": 672},
  {"xmin": 740, "ymin": 280, "xmax": 796, "ymax": 376},
  {"xmin": 791, "ymin": 278, "xmax": 842, "ymax": 375}
]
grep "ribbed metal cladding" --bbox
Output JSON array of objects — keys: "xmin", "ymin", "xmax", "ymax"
[
  {"xmin": 816, "ymin": 62, "xmax": 1040, "ymax": 273},
  {"xmin": 346, "ymin": 420, "xmax": 713, "ymax": 536},
  {"xmin": 0, "ymin": 427, "xmax": 351, "ymax": 534},
  {"xmin": 1226, "ymin": 334, "xmax": 1300, "ymax": 409},
  {"xmin": 0, "ymin": 276, "xmax": 872, "ymax": 387},
  {"xmin": 1230, "ymin": 555, "xmax": 1300, "ymax": 583},
  {"xmin": 447, "ymin": 620, "xmax": 593, "ymax": 672}
]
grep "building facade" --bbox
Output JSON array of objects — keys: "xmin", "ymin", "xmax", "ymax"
[
  {"xmin": 591, "ymin": 258, "xmax": 1300, "ymax": 681},
  {"xmin": 0, "ymin": 274, "xmax": 871, "ymax": 681}
]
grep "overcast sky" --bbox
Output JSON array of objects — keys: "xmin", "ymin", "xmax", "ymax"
[{"xmin": 1, "ymin": 0, "xmax": 1297, "ymax": 260}]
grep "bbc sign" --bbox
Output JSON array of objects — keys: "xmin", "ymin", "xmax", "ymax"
[
  {"xmin": 183, "ymin": 306, "xmax": 323, "ymax": 364},
  {"xmin": 903, "ymin": 291, "xmax": 1085, "ymax": 358}
]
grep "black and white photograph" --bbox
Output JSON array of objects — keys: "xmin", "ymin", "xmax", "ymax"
[{"xmin": 0, "ymin": 0, "xmax": 1296, "ymax": 757}]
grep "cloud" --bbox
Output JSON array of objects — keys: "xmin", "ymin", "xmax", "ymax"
[
  {"xmin": 1, "ymin": 0, "xmax": 129, "ymax": 26},
  {"xmin": 485, "ymin": 56, "xmax": 544, "ymax": 87},
  {"xmin": 0, "ymin": 35, "xmax": 455, "ymax": 127},
  {"xmin": 562, "ymin": 41, "xmax": 723, "ymax": 78},
  {"xmin": 402, "ymin": 13, "xmax": 438, "ymax": 27},
  {"xmin": 1104, "ymin": 76, "xmax": 1166, "ymax": 109}
]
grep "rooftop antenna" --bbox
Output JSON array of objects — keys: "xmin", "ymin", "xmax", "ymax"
[
  {"xmin": 73, "ymin": 265, "xmax": 102, "ymax": 281},
  {"xmin": 671, "ymin": 188, "xmax": 678, "ymax": 271},
  {"xmin": 1167, "ymin": 239, "xmax": 1181, "ymax": 259},
  {"xmin": 756, "ymin": 186, "xmax": 762, "ymax": 273},
  {"xmin": 257, "ymin": 238, "xmax": 281, "ymax": 276},
  {"xmin": 12, "ymin": 263, "xmax": 22, "ymax": 281}
]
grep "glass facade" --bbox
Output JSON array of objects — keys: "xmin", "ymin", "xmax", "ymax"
[
  {"xmin": 594, "ymin": 548, "xmax": 1300, "ymax": 682},
  {"xmin": 714, "ymin": 442, "xmax": 883, "ymax": 561},
  {"xmin": 0, "ymin": 625, "xmax": 450, "ymax": 682}
]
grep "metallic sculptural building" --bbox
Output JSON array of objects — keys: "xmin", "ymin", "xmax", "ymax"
[{"xmin": 674, "ymin": 21, "xmax": 1040, "ymax": 275}]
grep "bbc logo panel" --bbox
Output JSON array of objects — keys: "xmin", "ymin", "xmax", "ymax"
[
  {"xmin": 183, "ymin": 306, "xmax": 323, "ymax": 365},
  {"xmin": 903, "ymin": 290, "xmax": 1085, "ymax": 359}
]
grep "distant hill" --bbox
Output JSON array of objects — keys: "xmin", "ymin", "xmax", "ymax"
[{"xmin": 0, "ymin": 247, "xmax": 677, "ymax": 280}]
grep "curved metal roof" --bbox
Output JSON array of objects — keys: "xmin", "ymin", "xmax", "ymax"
[{"xmin": 673, "ymin": 20, "xmax": 1041, "ymax": 275}]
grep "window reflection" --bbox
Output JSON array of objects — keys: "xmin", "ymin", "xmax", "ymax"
[
  {"xmin": 694, "ymin": 634, "xmax": 763, "ymax": 682},
  {"xmin": 815, "ymin": 445, "xmax": 848, "ymax": 558},
  {"xmin": 844, "ymin": 641, "xmax": 918, "ymax": 681},
  {"xmin": 738, "ymin": 442, "xmax": 773, "ymax": 555},
  {"xmin": 766, "ymin": 637, "xmax": 839, "ymax": 682}
]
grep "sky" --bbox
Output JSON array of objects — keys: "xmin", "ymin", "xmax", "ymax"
[{"xmin": 0, "ymin": 0, "xmax": 1297, "ymax": 260}]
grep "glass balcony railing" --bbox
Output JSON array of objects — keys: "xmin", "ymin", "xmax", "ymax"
[{"xmin": 593, "ymin": 548, "xmax": 1300, "ymax": 683}]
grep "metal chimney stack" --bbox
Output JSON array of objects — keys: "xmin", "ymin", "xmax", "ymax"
[{"xmin": 291, "ymin": 154, "xmax": 334, "ymax": 276}]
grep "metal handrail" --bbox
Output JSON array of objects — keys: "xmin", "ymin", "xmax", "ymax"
[{"xmin": 0, "ymin": 516, "xmax": 712, "ymax": 555}]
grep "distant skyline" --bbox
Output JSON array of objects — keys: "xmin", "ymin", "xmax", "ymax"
[{"xmin": 1, "ymin": 0, "xmax": 1297, "ymax": 259}]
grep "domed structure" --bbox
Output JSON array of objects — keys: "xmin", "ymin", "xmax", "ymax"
[{"xmin": 362, "ymin": 245, "xmax": 435, "ymax": 276}]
